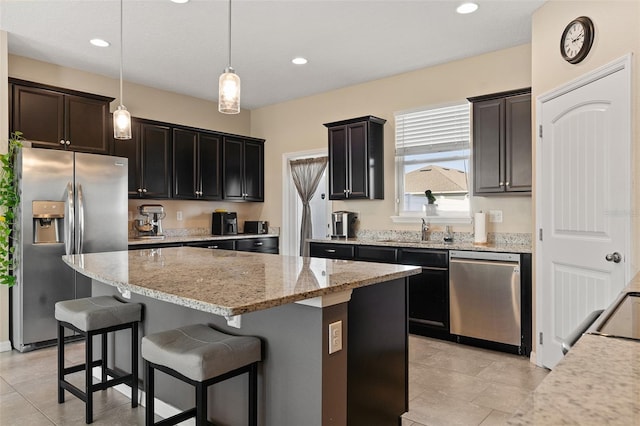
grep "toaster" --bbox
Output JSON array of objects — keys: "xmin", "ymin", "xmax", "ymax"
[{"xmin": 244, "ymin": 221, "xmax": 268, "ymax": 234}]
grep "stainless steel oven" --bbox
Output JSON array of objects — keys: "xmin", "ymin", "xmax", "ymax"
[{"xmin": 449, "ymin": 250, "xmax": 521, "ymax": 347}]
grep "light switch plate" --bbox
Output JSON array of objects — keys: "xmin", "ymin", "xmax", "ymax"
[{"xmin": 489, "ymin": 210, "xmax": 503, "ymax": 223}]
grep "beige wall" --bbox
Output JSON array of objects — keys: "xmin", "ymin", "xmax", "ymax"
[
  {"xmin": 532, "ymin": 2, "xmax": 640, "ymax": 267},
  {"xmin": 252, "ymin": 44, "xmax": 533, "ymax": 235}
]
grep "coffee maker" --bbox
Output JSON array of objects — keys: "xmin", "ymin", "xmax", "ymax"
[
  {"xmin": 212, "ymin": 212, "xmax": 238, "ymax": 235},
  {"xmin": 331, "ymin": 211, "xmax": 358, "ymax": 239},
  {"xmin": 134, "ymin": 204, "xmax": 166, "ymax": 239}
]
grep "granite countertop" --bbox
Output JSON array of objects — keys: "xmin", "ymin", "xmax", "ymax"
[
  {"xmin": 128, "ymin": 233, "xmax": 279, "ymax": 246},
  {"xmin": 308, "ymin": 238, "xmax": 532, "ymax": 254},
  {"xmin": 62, "ymin": 247, "xmax": 420, "ymax": 318},
  {"xmin": 509, "ymin": 273, "xmax": 640, "ymax": 424}
]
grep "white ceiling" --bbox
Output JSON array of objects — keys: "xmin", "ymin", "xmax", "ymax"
[{"xmin": 0, "ymin": 0, "xmax": 545, "ymax": 110}]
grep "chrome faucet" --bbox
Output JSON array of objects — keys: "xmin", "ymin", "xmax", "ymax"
[{"xmin": 421, "ymin": 218, "xmax": 429, "ymax": 241}]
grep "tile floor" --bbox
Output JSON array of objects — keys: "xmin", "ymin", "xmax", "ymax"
[{"xmin": 0, "ymin": 335, "xmax": 549, "ymax": 425}]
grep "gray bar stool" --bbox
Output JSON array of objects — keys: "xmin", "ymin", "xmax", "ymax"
[
  {"xmin": 142, "ymin": 324, "xmax": 262, "ymax": 426},
  {"xmin": 55, "ymin": 295, "xmax": 143, "ymax": 424}
]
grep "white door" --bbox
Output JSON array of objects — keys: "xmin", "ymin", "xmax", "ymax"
[{"xmin": 537, "ymin": 56, "xmax": 631, "ymax": 369}]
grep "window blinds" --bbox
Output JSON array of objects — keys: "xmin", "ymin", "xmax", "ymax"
[{"xmin": 395, "ymin": 103, "xmax": 470, "ymax": 156}]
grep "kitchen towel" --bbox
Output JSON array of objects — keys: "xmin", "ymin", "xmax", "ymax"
[{"xmin": 474, "ymin": 212, "xmax": 487, "ymax": 244}]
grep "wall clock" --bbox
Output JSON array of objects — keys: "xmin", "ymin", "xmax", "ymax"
[{"xmin": 560, "ymin": 16, "xmax": 594, "ymax": 64}]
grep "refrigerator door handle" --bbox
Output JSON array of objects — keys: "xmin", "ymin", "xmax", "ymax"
[
  {"xmin": 64, "ymin": 181, "xmax": 74, "ymax": 256},
  {"xmin": 77, "ymin": 184, "xmax": 85, "ymax": 255}
]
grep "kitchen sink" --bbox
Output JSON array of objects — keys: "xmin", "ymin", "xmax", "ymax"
[
  {"xmin": 590, "ymin": 292, "xmax": 640, "ymax": 341},
  {"xmin": 377, "ymin": 239, "xmax": 441, "ymax": 245}
]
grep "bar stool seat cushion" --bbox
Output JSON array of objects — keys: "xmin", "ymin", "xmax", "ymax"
[
  {"xmin": 142, "ymin": 324, "xmax": 261, "ymax": 382},
  {"xmin": 55, "ymin": 296, "xmax": 142, "ymax": 332}
]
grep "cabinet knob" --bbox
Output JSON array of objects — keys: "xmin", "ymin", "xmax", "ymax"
[
  {"xmin": 137, "ymin": 188, "xmax": 143, "ymax": 193},
  {"xmin": 59, "ymin": 140, "xmax": 65, "ymax": 145},
  {"xmin": 325, "ymin": 249, "xmax": 336, "ymax": 253},
  {"xmin": 505, "ymin": 181, "xmax": 510, "ymax": 186},
  {"xmin": 66, "ymin": 140, "xmax": 71, "ymax": 145},
  {"xmin": 499, "ymin": 182, "xmax": 504, "ymax": 186},
  {"xmin": 254, "ymin": 242, "xmax": 263, "ymax": 246},
  {"xmin": 142, "ymin": 188, "xmax": 148, "ymax": 193},
  {"xmin": 208, "ymin": 245, "xmax": 218, "ymax": 249}
]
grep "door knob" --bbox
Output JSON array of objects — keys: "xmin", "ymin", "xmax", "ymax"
[{"xmin": 605, "ymin": 252, "xmax": 622, "ymax": 263}]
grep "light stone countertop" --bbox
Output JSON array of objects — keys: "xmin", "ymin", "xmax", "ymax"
[
  {"xmin": 509, "ymin": 273, "xmax": 640, "ymax": 425},
  {"xmin": 62, "ymin": 247, "xmax": 420, "ymax": 318},
  {"xmin": 308, "ymin": 238, "xmax": 532, "ymax": 254},
  {"xmin": 128, "ymin": 233, "xmax": 279, "ymax": 246}
]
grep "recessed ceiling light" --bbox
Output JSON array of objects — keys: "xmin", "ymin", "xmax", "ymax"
[
  {"xmin": 170, "ymin": 0, "xmax": 189, "ymax": 3},
  {"xmin": 90, "ymin": 38, "xmax": 110, "ymax": 47},
  {"xmin": 292, "ymin": 57, "xmax": 308, "ymax": 65},
  {"xmin": 456, "ymin": 2, "xmax": 478, "ymax": 14}
]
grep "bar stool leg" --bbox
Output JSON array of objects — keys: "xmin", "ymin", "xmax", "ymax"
[
  {"xmin": 86, "ymin": 331, "xmax": 93, "ymax": 424},
  {"xmin": 57, "ymin": 322, "xmax": 65, "ymax": 404},
  {"xmin": 195, "ymin": 381, "xmax": 207, "ymax": 426},
  {"xmin": 249, "ymin": 363, "xmax": 258, "ymax": 426},
  {"xmin": 145, "ymin": 362, "xmax": 154, "ymax": 426},
  {"xmin": 101, "ymin": 332, "xmax": 108, "ymax": 384},
  {"xmin": 131, "ymin": 323, "xmax": 138, "ymax": 408}
]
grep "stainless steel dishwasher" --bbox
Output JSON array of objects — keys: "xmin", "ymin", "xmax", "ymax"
[{"xmin": 449, "ymin": 250, "xmax": 521, "ymax": 346}]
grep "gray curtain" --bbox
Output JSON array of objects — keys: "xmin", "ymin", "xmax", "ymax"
[{"xmin": 290, "ymin": 156, "xmax": 328, "ymax": 256}]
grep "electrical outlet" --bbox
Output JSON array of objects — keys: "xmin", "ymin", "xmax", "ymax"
[
  {"xmin": 328, "ymin": 321, "xmax": 342, "ymax": 354},
  {"xmin": 177, "ymin": 211, "xmax": 183, "ymax": 221},
  {"xmin": 489, "ymin": 210, "xmax": 503, "ymax": 223}
]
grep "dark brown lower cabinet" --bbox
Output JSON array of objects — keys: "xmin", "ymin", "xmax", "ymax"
[{"xmin": 129, "ymin": 237, "xmax": 278, "ymax": 254}]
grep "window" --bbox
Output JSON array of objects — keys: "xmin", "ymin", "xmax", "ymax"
[{"xmin": 395, "ymin": 102, "xmax": 471, "ymax": 218}]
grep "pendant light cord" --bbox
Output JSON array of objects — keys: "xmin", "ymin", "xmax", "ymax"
[
  {"xmin": 227, "ymin": 0, "xmax": 232, "ymax": 68},
  {"xmin": 119, "ymin": 0, "xmax": 124, "ymax": 105}
]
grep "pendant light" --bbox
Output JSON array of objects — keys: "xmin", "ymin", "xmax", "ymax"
[
  {"xmin": 113, "ymin": 0, "xmax": 132, "ymax": 139},
  {"xmin": 218, "ymin": 0, "xmax": 240, "ymax": 114}
]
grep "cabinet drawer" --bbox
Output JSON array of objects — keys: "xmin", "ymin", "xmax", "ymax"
[
  {"xmin": 356, "ymin": 245, "xmax": 398, "ymax": 263},
  {"xmin": 236, "ymin": 237, "xmax": 278, "ymax": 253},
  {"xmin": 186, "ymin": 240, "xmax": 235, "ymax": 250},
  {"xmin": 399, "ymin": 249, "xmax": 448, "ymax": 268},
  {"xmin": 309, "ymin": 243, "xmax": 355, "ymax": 260}
]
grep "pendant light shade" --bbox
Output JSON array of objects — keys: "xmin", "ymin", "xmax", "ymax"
[
  {"xmin": 113, "ymin": 105, "xmax": 132, "ymax": 139},
  {"xmin": 114, "ymin": 0, "xmax": 132, "ymax": 139},
  {"xmin": 219, "ymin": 67, "xmax": 240, "ymax": 114},
  {"xmin": 219, "ymin": 0, "xmax": 240, "ymax": 114}
]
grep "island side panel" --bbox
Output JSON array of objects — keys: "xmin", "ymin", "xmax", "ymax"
[
  {"xmin": 93, "ymin": 280, "xmax": 330, "ymax": 426},
  {"xmin": 347, "ymin": 277, "xmax": 408, "ymax": 425}
]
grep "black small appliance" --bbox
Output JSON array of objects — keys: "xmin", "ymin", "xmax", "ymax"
[
  {"xmin": 212, "ymin": 212, "xmax": 238, "ymax": 235},
  {"xmin": 244, "ymin": 221, "xmax": 268, "ymax": 234}
]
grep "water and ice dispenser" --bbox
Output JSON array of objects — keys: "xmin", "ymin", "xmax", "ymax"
[{"xmin": 32, "ymin": 201, "xmax": 64, "ymax": 244}]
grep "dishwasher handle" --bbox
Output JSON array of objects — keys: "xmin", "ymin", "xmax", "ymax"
[{"xmin": 450, "ymin": 257, "xmax": 520, "ymax": 272}]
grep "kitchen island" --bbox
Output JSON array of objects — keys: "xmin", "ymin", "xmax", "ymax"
[{"xmin": 62, "ymin": 247, "xmax": 420, "ymax": 425}]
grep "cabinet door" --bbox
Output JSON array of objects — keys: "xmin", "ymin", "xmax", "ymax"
[
  {"xmin": 199, "ymin": 133, "xmax": 222, "ymax": 200},
  {"xmin": 328, "ymin": 126, "xmax": 348, "ymax": 199},
  {"xmin": 243, "ymin": 140, "xmax": 263, "ymax": 201},
  {"xmin": 236, "ymin": 237, "xmax": 278, "ymax": 253},
  {"xmin": 173, "ymin": 128, "xmax": 198, "ymax": 199},
  {"xmin": 113, "ymin": 120, "xmax": 142, "ymax": 197},
  {"xmin": 65, "ymin": 94, "xmax": 110, "ymax": 154},
  {"xmin": 356, "ymin": 245, "xmax": 398, "ymax": 263},
  {"xmin": 505, "ymin": 94, "xmax": 532, "ymax": 192},
  {"xmin": 222, "ymin": 137, "xmax": 245, "ymax": 200},
  {"xmin": 186, "ymin": 240, "xmax": 235, "ymax": 250},
  {"xmin": 346, "ymin": 122, "xmax": 368, "ymax": 199},
  {"xmin": 309, "ymin": 242, "xmax": 355, "ymax": 259},
  {"xmin": 473, "ymin": 98, "xmax": 505, "ymax": 194},
  {"xmin": 12, "ymin": 85, "xmax": 64, "ymax": 149},
  {"xmin": 408, "ymin": 268, "xmax": 449, "ymax": 330},
  {"xmin": 140, "ymin": 123, "xmax": 172, "ymax": 198}
]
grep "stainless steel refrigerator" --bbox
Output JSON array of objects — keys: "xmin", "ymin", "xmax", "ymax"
[{"xmin": 11, "ymin": 147, "xmax": 128, "ymax": 352}]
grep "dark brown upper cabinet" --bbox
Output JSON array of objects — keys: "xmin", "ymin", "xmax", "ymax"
[
  {"xmin": 173, "ymin": 128, "xmax": 221, "ymax": 200},
  {"xmin": 114, "ymin": 118, "xmax": 172, "ymax": 199},
  {"xmin": 10, "ymin": 79, "xmax": 113, "ymax": 154},
  {"xmin": 222, "ymin": 137, "xmax": 264, "ymax": 202},
  {"xmin": 469, "ymin": 88, "xmax": 532, "ymax": 195},
  {"xmin": 324, "ymin": 116, "xmax": 386, "ymax": 200}
]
